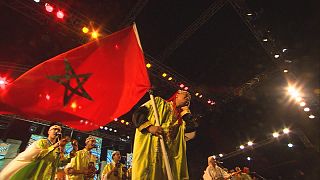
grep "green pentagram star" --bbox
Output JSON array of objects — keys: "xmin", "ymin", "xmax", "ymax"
[{"xmin": 47, "ymin": 59, "xmax": 93, "ymax": 106}]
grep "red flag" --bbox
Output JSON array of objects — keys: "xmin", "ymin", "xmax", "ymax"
[{"xmin": 0, "ymin": 25, "xmax": 151, "ymax": 131}]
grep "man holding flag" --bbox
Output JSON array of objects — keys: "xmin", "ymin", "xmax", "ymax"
[{"xmin": 132, "ymin": 90, "xmax": 198, "ymax": 180}]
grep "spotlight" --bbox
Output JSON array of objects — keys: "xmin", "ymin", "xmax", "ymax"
[
  {"xmin": 272, "ymin": 132, "xmax": 279, "ymax": 138},
  {"xmin": 247, "ymin": 157, "xmax": 251, "ymax": 161},
  {"xmin": 283, "ymin": 128, "xmax": 290, "ymax": 134},
  {"xmin": 114, "ymin": 118, "xmax": 118, "ymax": 121},
  {"xmin": 263, "ymin": 38, "xmax": 268, "ymax": 42},
  {"xmin": 195, "ymin": 92, "xmax": 199, "ymax": 96},
  {"xmin": 121, "ymin": 120, "xmax": 125, "ymax": 124},
  {"xmin": 91, "ymin": 31, "xmax": 99, "ymax": 39},
  {"xmin": 168, "ymin": 77, "xmax": 173, "ymax": 81},
  {"xmin": 0, "ymin": 76, "xmax": 10, "ymax": 89},
  {"xmin": 309, "ymin": 115, "xmax": 315, "ymax": 119},
  {"xmin": 100, "ymin": 126, "xmax": 103, "ymax": 129},
  {"xmin": 162, "ymin": 73, "xmax": 167, "ymax": 77},
  {"xmin": 282, "ymin": 48, "xmax": 287, "ymax": 52},
  {"xmin": 299, "ymin": 102, "xmax": 306, "ymax": 107},
  {"xmin": 34, "ymin": 0, "xmax": 40, "ymax": 2},
  {"xmin": 82, "ymin": 27, "xmax": 89, "ymax": 33},
  {"xmin": 199, "ymin": 95, "xmax": 203, "ymax": 98},
  {"xmin": 303, "ymin": 107, "xmax": 310, "ymax": 112},
  {"xmin": 146, "ymin": 63, "xmax": 152, "ymax": 68},
  {"xmin": 104, "ymin": 127, "xmax": 108, "ymax": 130},
  {"xmin": 219, "ymin": 153, "xmax": 223, "ymax": 157},
  {"xmin": 247, "ymin": 141, "xmax": 253, "ymax": 146},
  {"xmin": 71, "ymin": 102, "xmax": 77, "ymax": 109},
  {"xmin": 247, "ymin": 13, "xmax": 253, "ymax": 16},
  {"xmin": 283, "ymin": 69, "xmax": 288, "ymax": 73},
  {"xmin": 45, "ymin": 3, "xmax": 54, "ymax": 13},
  {"xmin": 114, "ymin": 129, "xmax": 117, "ymax": 133},
  {"xmin": 125, "ymin": 122, "xmax": 130, "ymax": 125},
  {"xmin": 179, "ymin": 84, "xmax": 185, "ymax": 88},
  {"xmin": 240, "ymin": 145, "xmax": 245, "ymax": 149},
  {"xmin": 274, "ymin": 54, "xmax": 280, "ymax": 58},
  {"xmin": 45, "ymin": 94, "xmax": 51, "ymax": 100},
  {"xmin": 56, "ymin": 10, "xmax": 64, "ymax": 19},
  {"xmin": 184, "ymin": 87, "xmax": 189, "ymax": 90},
  {"xmin": 288, "ymin": 143, "xmax": 293, "ymax": 148},
  {"xmin": 287, "ymin": 86, "xmax": 299, "ymax": 98}
]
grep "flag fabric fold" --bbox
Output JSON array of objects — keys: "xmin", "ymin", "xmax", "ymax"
[{"xmin": 0, "ymin": 24, "xmax": 150, "ymax": 131}]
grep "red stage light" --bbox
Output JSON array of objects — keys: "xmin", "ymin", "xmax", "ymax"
[
  {"xmin": 0, "ymin": 76, "xmax": 9, "ymax": 89},
  {"xmin": 56, "ymin": 10, "xmax": 64, "ymax": 19},
  {"xmin": 45, "ymin": 3, "xmax": 54, "ymax": 13}
]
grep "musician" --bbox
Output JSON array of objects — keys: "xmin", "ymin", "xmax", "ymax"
[
  {"xmin": 69, "ymin": 139, "xmax": 79, "ymax": 158},
  {"xmin": 0, "ymin": 125, "xmax": 63, "ymax": 179},
  {"xmin": 65, "ymin": 136, "xmax": 97, "ymax": 180},
  {"xmin": 203, "ymin": 156, "xmax": 232, "ymax": 180},
  {"xmin": 101, "ymin": 151, "xmax": 126, "ymax": 180}
]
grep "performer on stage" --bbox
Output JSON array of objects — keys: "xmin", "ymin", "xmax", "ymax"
[
  {"xmin": 69, "ymin": 139, "xmax": 79, "ymax": 158},
  {"xmin": 0, "ymin": 125, "xmax": 64, "ymax": 179},
  {"xmin": 131, "ymin": 90, "xmax": 198, "ymax": 180},
  {"xmin": 101, "ymin": 151, "xmax": 126, "ymax": 180},
  {"xmin": 203, "ymin": 156, "xmax": 232, "ymax": 180},
  {"xmin": 65, "ymin": 136, "xmax": 97, "ymax": 180}
]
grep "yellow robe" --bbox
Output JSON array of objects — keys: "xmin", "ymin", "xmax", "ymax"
[
  {"xmin": 132, "ymin": 97, "xmax": 190, "ymax": 180},
  {"xmin": 66, "ymin": 148, "xmax": 97, "ymax": 180},
  {"xmin": 101, "ymin": 162, "xmax": 125, "ymax": 180},
  {"xmin": 0, "ymin": 139, "xmax": 59, "ymax": 180}
]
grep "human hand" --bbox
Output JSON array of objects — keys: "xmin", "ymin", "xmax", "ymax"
[
  {"xmin": 181, "ymin": 106, "xmax": 190, "ymax": 111},
  {"xmin": 147, "ymin": 125, "xmax": 163, "ymax": 136}
]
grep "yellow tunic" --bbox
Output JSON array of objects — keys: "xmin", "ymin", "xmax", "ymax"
[
  {"xmin": 132, "ymin": 97, "xmax": 190, "ymax": 180},
  {"xmin": 0, "ymin": 139, "xmax": 60, "ymax": 180},
  {"xmin": 66, "ymin": 148, "xmax": 97, "ymax": 180},
  {"xmin": 101, "ymin": 162, "xmax": 125, "ymax": 180}
]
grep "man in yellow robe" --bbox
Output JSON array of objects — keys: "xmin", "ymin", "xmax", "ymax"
[
  {"xmin": 101, "ymin": 151, "xmax": 126, "ymax": 180},
  {"xmin": 0, "ymin": 125, "xmax": 63, "ymax": 180},
  {"xmin": 65, "ymin": 136, "xmax": 97, "ymax": 180},
  {"xmin": 131, "ymin": 90, "xmax": 198, "ymax": 180}
]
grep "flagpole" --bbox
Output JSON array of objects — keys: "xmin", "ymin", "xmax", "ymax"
[{"xmin": 148, "ymin": 90, "xmax": 173, "ymax": 180}]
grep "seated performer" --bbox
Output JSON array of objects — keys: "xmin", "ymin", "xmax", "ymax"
[
  {"xmin": 203, "ymin": 156, "xmax": 232, "ymax": 180},
  {"xmin": 101, "ymin": 151, "xmax": 126, "ymax": 180},
  {"xmin": 65, "ymin": 136, "xmax": 97, "ymax": 180},
  {"xmin": 0, "ymin": 125, "xmax": 64, "ymax": 179}
]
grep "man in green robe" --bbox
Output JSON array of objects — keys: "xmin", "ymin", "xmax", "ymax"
[
  {"xmin": 131, "ymin": 90, "xmax": 198, "ymax": 180},
  {"xmin": 0, "ymin": 125, "xmax": 63, "ymax": 180}
]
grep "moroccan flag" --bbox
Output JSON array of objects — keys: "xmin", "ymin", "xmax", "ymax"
[{"xmin": 0, "ymin": 24, "xmax": 151, "ymax": 131}]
